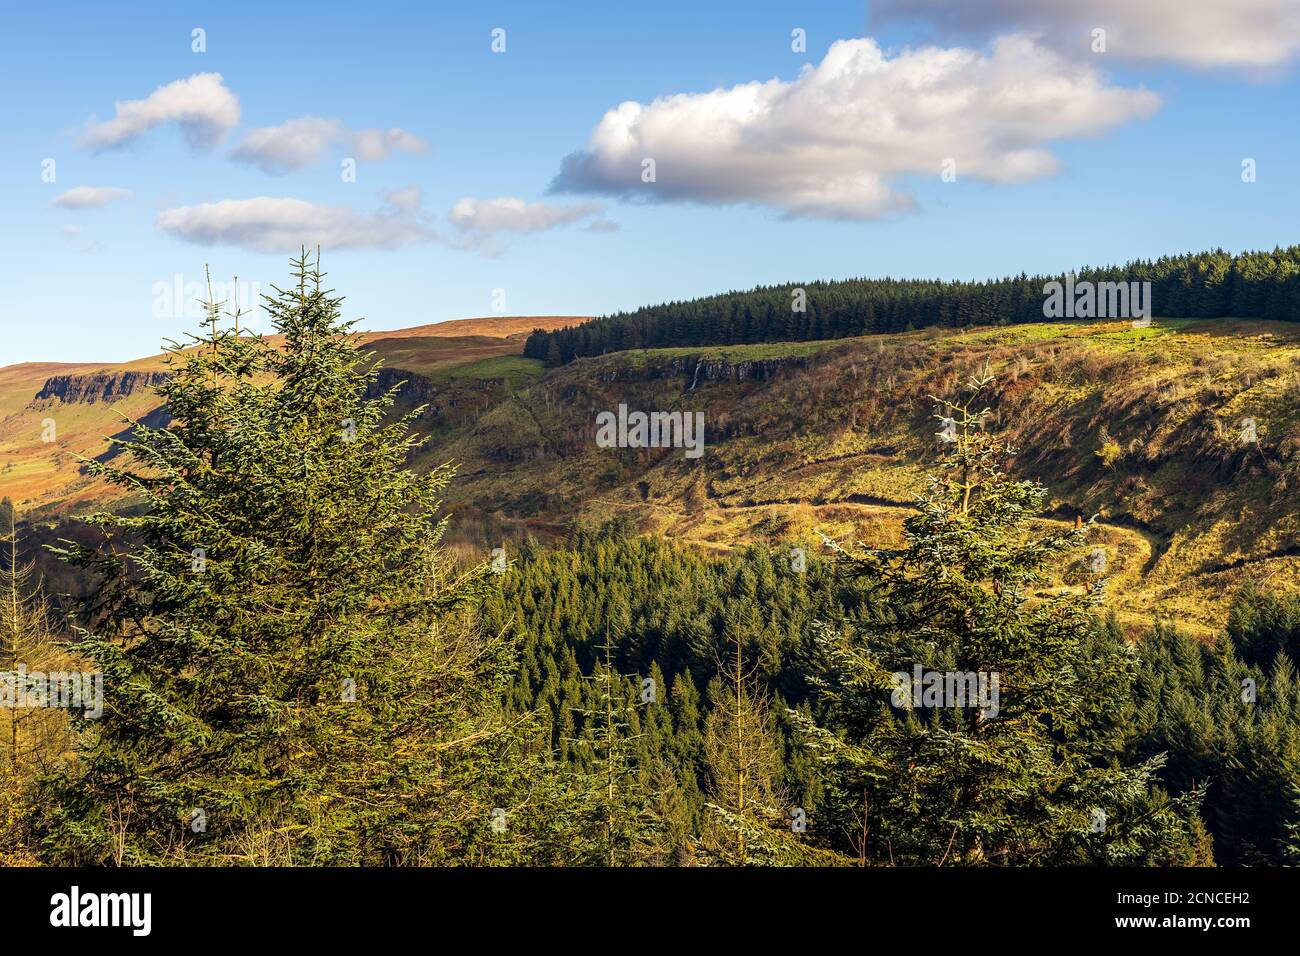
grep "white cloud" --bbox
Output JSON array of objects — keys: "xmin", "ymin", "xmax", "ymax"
[
  {"xmin": 447, "ymin": 197, "xmax": 612, "ymax": 254},
  {"xmin": 231, "ymin": 117, "xmax": 345, "ymax": 173},
  {"xmin": 382, "ymin": 185, "xmax": 424, "ymax": 213},
  {"xmin": 449, "ymin": 197, "xmax": 608, "ymax": 238},
  {"xmin": 51, "ymin": 186, "xmax": 131, "ymax": 209},
  {"xmin": 156, "ymin": 197, "xmax": 435, "ymax": 253},
  {"xmin": 351, "ymin": 127, "xmax": 430, "ymax": 161},
  {"xmin": 551, "ymin": 35, "xmax": 1158, "ymax": 220},
  {"xmin": 230, "ymin": 119, "xmax": 429, "ymax": 172},
  {"xmin": 873, "ymin": 0, "xmax": 1300, "ymax": 70},
  {"xmin": 81, "ymin": 73, "xmax": 240, "ymax": 150},
  {"xmin": 158, "ymin": 190, "xmax": 602, "ymax": 257}
]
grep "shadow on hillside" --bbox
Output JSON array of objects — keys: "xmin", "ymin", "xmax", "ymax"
[{"xmin": 86, "ymin": 405, "xmax": 172, "ymax": 467}]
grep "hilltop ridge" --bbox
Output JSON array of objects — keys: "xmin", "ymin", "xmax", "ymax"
[{"xmin": 0, "ymin": 314, "xmax": 582, "ymax": 512}]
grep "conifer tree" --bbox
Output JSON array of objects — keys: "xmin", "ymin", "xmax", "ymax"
[
  {"xmin": 565, "ymin": 631, "xmax": 661, "ymax": 865},
  {"xmin": 701, "ymin": 627, "xmax": 788, "ymax": 863},
  {"xmin": 39, "ymin": 252, "xmax": 525, "ymax": 864},
  {"xmin": 1, "ymin": 506, "xmax": 72, "ymax": 865},
  {"xmin": 1, "ymin": 506, "xmax": 68, "ymax": 776},
  {"xmin": 797, "ymin": 369, "xmax": 1200, "ymax": 865},
  {"xmin": 1131, "ymin": 614, "xmax": 1300, "ymax": 865}
]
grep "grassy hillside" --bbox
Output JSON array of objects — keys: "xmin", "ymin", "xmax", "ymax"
[
  {"xmin": 0, "ymin": 316, "xmax": 578, "ymax": 517},
  {"xmin": 6, "ymin": 314, "xmax": 1300, "ymax": 634},
  {"xmin": 429, "ymin": 318, "xmax": 1300, "ymax": 635}
]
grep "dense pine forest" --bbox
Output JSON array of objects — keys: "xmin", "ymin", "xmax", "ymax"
[
  {"xmin": 484, "ymin": 524, "xmax": 1300, "ymax": 865},
  {"xmin": 524, "ymin": 246, "xmax": 1300, "ymax": 365},
  {"xmin": 3, "ymin": 255, "xmax": 1299, "ymax": 867}
]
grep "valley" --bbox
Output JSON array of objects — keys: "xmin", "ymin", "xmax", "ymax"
[{"xmin": 6, "ymin": 313, "xmax": 1299, "ymax": 636}]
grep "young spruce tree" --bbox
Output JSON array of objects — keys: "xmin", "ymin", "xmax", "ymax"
[
  {"xmin": 797, "ymin": 369, "xmax": 1200, "ymax": 865},
  {"xmin": 40, "ymin": 253, "xmax": 524, "ymax": 865},
  {"xmin": 700, "ymin": 627, "xmax": 792, "ymax": 864}
]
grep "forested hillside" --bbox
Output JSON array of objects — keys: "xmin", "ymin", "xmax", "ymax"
[
  {"xmin": 483, "ymin": 522, "xmax": 1300, "ymax": 865},
  {"xmin": 4, "ymin": 256, "xmax": 1300, "ymax": 868},
  {"xmin": 524, "ymin": 246, "xmax": 1300, "ymax": 364}
]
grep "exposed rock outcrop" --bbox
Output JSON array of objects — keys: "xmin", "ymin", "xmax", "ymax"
[
  {"xmin": 34, "ymin": 370, "xmax": 170, "ymax": 405},
  {"xmin": 593, "ymin": 354, "xmax": 808, "ymax": 387},
  {"xmin": 367, "ymin": 366, "xmax": 439, "ymax": 403}
]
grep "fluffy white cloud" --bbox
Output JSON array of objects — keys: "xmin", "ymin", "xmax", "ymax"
[
  {"xmin": 551, "ymin": 34, "xmax": 1158, "ymax": 220},
  {"xmin": 157, "ymin": 190, "xmax": 605, "ymax": 257},
  {"xmin": 873, "ymin": 0, "xmax": 1300, "ymax": 69},
  {"xmin": 449, "ymin": 197, "xmax": 607, "ymax": 237},
  {"xmin": 231, "ymin": 119, "xmax": 429, "ymax": 172},
  {"xmin": 81, "ymin": 73, "xmax": 240, "ymax": 150},
  {"xmin": 231, "ymin": 117, "xmax": 345, "ymax": 173},
  {"xmin": 351, "ymin": 127, "xmax": 431, "ymax": 162},
  {"xmin": 156, "ymin": 197, "xmax": 435, "ymax": 253},
  {"xmin": 51, "ymin": 186, "xmax": 131, "ymax": 209}
]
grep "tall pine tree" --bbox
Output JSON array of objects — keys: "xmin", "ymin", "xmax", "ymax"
[{"xmin": 40, "ymin": 252, "xmax": 527, "ymax": 864}]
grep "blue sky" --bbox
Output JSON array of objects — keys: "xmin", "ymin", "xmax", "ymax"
[{"xmin": 3, "ymin": 0, "xmax": 1298, "ymax": 364}]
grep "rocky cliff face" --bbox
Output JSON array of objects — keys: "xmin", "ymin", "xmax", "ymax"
[
  {"xmin": 594, "ymin": 354, "xmax": 808, "ymax": 386},
  {"xmin": 367, "ymin": 366, "xmax": 430, "ymax": 403},
  {"xmin": 371, "ymin": 365, "xmax": 515, "ymax": 404},
  {"xmin": 366, "ymin": 365, "xmax": 520, "ymax": 431},
  {"xmin": 33, "ymin": 370, "xmax": 170, "ymax": 405}
]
